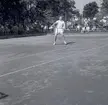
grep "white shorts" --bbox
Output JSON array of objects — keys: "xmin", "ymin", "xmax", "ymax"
[
  {"xmin": 86, "ymin": 27, "xmax": 90, "ymax": 31},
  {"xmin": 55, "ymin": 28, "xmax": 64, "ymax": 35}
]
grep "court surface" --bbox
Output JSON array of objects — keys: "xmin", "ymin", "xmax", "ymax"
[{"xmin": 0, "ymin": 33, "xmax": 108, "ymax": 105}]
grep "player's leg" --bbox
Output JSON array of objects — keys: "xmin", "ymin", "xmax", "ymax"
[
  {"xmin": 53, "ymin": 28, "xmax": 58, "ymax": 45},
  {"xmin": 81, "ymin": 27, "xmax": 85, "ymax": 33},
  {"xmin": 88, "ymin": 26, "xmax": 90, "ymax": 33},
  {"xmin": 61, "ymin": 29, "xmax": 67, "ymax": 45}
]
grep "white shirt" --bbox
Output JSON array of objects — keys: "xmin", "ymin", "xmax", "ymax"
[
  {"xmin": 54, "ymin": 20, "xmax": 65, "ymax": 29},
  {"xmin": 102, "ymin": 19, "xmax": 107, "ymax": 23}
]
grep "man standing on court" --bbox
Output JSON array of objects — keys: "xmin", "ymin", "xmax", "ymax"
[{"xmin": 50, "ymin": 16, "xmax": 67, "ymax": 45}]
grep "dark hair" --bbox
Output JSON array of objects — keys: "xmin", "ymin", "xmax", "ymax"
[
  {"xmin": 59, "ymin": 16, "xmax": 63, "ymax": 18},
  {"xmin": 59, "ymin": 16, "xmax": 64, "ymax": 20}
]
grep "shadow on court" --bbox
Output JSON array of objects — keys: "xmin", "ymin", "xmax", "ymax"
[
  {"xmin": 0, "ymin": 92, "xmax": 8, "ymax": 100},
  {"xmin": 54, "ymin": 42, "xmax": 75, "ymax": 45},
  {"xmin": 66, "ymin": 41, "xmax": 76, "ymax": 45}
]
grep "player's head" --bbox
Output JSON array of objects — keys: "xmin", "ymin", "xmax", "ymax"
[{"xmin": 59, "ymin": 16, "xmax": 63, "ymax": 20}]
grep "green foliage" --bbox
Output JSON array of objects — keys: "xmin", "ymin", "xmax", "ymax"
[
  {"xmin": 4, "ymin": 26, "xmax": 10, "ymax": 35},
  {"xmin": 34, "ymin": 0, "xmax": 76, "ymax": 23},
  {"xmin": 83, "ymin": 1, "xmax": 99, "ymax": 18},
  {"xmin": 0, "ymin": 0, "xmax": 24, "ymax": 24},
  {"xmin": 0, "ymin": 0, "xmax": 79, "ymax": 35},
  {"xmin": 101, "ymin": 0, "xmax": 108, "ymax": 10},
  {"xmin": 18, "ymin": 24, "xmax": 25, "ymax": 34},
  {"xmin": 95, "ymin": 0, "xmax": 108, "ymax": 20},
  {"xmin": 11, "ymin": 25, "xmax": 18, "ymax": 34},
  {"xmin": 101, "ymin": 0, "xmax": 108, "ymax": 16},
  {"xmin": 0, "ymin": 0, "xmax": 77, "ymax": 24},
  {"xmin": 0, "ymin": 25, "xmax": 4, "ymax": 35}
]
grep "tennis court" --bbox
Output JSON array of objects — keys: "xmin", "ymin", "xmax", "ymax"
[{"xmin": 0, "ymin": 33, "xmax": 108, "ymax": 105}]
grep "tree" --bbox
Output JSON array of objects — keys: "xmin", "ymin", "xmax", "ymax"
[
  {"xmin": 83, "ymin": 1, "xmax": 99, "ymax": 18},
  {"xmin": 0, "ymin": 0, "xmax": 79, "ymax": 34},
  {"xmin": 57, "ymin": 0, "xmax": 76, "ymax": 21},
  {"xmin": 101, "ymin": 0, "xmax": 108, "ymax": 10},
  {"xmin": 101, "ymin": 0, "xmax": 108, "ymax": 15},
  {"xmin": 24, "ymin": 0, "xmax": 77, "ymax": 24},
  {"xmin": 0, "ymin": 0, "xmax": 25, "ymax": 24},
  {"xmin": 0, "ymin": 0, "xmax": 77, "ymax": 25}
]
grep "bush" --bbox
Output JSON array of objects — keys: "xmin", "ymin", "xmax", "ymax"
[
  {"xmin": 4, "ymin": 26, "xmax": 10, "ymax": 35},
  {"xmin": 11, "ymin": 25, "xmax": 18, "ymax": 34},
  {"xmin": 0, "ymin": 26, "xmax": 4, "ymax": 36},
  {"xmin": 18, "ymin": 24, "xmax": 25, "ymax": 35},
  {"xmin": 25, "ymin": 23, "xmax": 44, "ymax": 34},
  {"xmin": 31, "ymin": 24, "xmax": 43, "ymax": 33}
]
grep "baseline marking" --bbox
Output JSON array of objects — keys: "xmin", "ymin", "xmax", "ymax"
[
  {"xmin": 1, "ymin": 37, "xmax": 108, "ymax": 62},
  {"xmin": 1, "ymin": 46, "xmax": 70, "ymax": 63},
  {"xmin": 0, "ymin": 43, "xmax": 108, "ymax": 78}
]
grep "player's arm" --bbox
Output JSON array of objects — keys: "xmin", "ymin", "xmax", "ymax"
[
  {"xmin": 49, "ymin": 21, "xmax": 58, "ymax": 29},
  {"xmin": 62, "ymin": 22, "xmax": 66, "ymax": 29}
]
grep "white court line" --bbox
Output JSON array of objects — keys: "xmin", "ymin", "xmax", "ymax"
[
  {"xmin": 1, "ymin": 37, "xmax": 108, "ymax": 62},
  {"xmin": 66, "ymin": 34, "xmax": 108, "ymax": 37},
  {"xmin": 2, "ymin": 46, "xmax": 70, "ymax": 63},
  {"xmin": 0, "ymin": 43, "xmax": 108, "ymax": 78}
]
